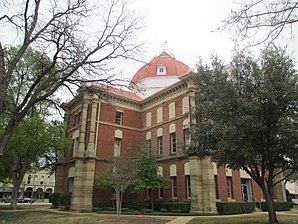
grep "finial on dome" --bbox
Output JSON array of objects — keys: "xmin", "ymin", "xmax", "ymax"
[{"xmin": 163, "ymin": 41, "xmax": 168, "ymax": 52}]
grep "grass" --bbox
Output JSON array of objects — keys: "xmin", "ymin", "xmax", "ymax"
[
  {"xmin": 188, "ymin": 213, "xmax": 298, "ymax": 224},
  {"xmin": 0, "ymin": 210, "xmax": 173, "ymax": 224},
  {"xmin": 0, "ymin": 204, "xmax": 297, "ymax": 224},
  {"xmin": 187, "ymin": 205, "xmax": 298, "ymax": 224},
  {"xmin": 0, "ymin": 203, "xmax": 50, "ymax": 210}
]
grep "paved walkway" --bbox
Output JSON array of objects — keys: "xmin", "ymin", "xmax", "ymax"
[
  {"xmin": 165, "ymin": 216, "xmax": 195, "ymax": 224},
  {"xmin": 164, "ymin": 210, "xmax": 298, "ymax": 224}
]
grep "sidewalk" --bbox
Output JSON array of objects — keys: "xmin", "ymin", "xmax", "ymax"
[
  {"xmin": 164, "ymin": 210, "xmax": 298, "ymax": 224},
  {"xmin": 165, "ymin": 216, "xmax": 195, "ymax": 224}
]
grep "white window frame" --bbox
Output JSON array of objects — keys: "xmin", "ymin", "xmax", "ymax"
[
  {"xmin": 170, "ymin": 132, "xmax": 177, "ymax": 154},
  {"xmin": 114, "ymin": 138, "xmax": 122, "ymax": 157},
  {"xmin": 157, "ymin": 66, "xmax": 166, "ymax": 75}
]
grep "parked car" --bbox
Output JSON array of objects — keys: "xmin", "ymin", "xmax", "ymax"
[
  {"xmin": 1, "ymin": 196, "xmax": 12, "ymax": 203},
  {"xmin": 292, "ymin": 199, "xmax": 298, "ymax": 205},
  {"xmin": 17, "ymin": 198, "xmax": 35, "ymax": 203},
  {"xmin": 1, "ymin": 197, "xmax": 35, "ymax": 203}
]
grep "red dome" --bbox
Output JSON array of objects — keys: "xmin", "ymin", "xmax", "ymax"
[{"xmin": 129, "ymin": 52, "xmax": 189, "ymax": 87}]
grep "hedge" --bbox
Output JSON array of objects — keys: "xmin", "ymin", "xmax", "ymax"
[
  {"xmin": 49, "ymin": 192, "xmax": 60, "ymax": 208},
  {"xmin": 256, "ymin": 202, "xmax": 293, "ymax": 211},
  {"xmin": 60, "ymin": 192, "xmax": 72, "ymax": 210},
  {"xmin": 155, "ymin": 202, "xmax": 191, "ymax": 213},
  {"xmin": 216, "ymin": 202, "xmax": 255, "ymax": 215},
  {"xmin": 122, "ymin": 201, "xmax": 151, "ymax": 210},
  {"xmin": 94, "ymin": 201, "xmax": 113, "ymax": 209}
]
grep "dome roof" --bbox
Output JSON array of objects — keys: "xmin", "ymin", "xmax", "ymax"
[{"xmin": 129, "ymin": 52, "xmax": 189, "ymax": 88}]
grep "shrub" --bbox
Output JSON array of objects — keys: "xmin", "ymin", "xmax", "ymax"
[
  {"xmin": 49, "ymin": 192, "xmax": 60, "ymax": 208},
  {"xmin": 123, "ymin": 201, "xmax": 150, "ymax": 210},
  {"xmin": 160, "ymin": 208, "xmax": 168, "ymax": 212},
  {"xmin": 155, "ymin": 202, "xmax": 191, "ymax": 213},
  {"xmin": 216, "ymin": 202, "xmax": 255, "ymax": 215},
  {"xmin": 94, "ymin": 201, "xmax": 112, "ymax": 209},
  {"xmin": 256, "ymin": 202, "xmax": 293, "ymax": 211},
  {"xmin": 60, "ymin": 192, "xmax": 72, "ymax": 210}
]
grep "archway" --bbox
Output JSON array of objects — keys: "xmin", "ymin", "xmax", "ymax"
[
  {"xmin": 24, "ymin": 187, "xmax": 33, "ymax": 198},
  {"xmin": 36, "ymin": 188, "xmax": 44, "ymax": 200},
  {"xmin": 44, "ymin": 188, "xmax": 53, "ymax": 199}
]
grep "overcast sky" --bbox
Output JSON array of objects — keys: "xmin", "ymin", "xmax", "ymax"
[
  {"xmin": 125, "ymin": 0, "xmax": 298, "ymax": 78},
  {"xmin": 128, "ymin": 0, "xmax": 236, "ymax": 74}
]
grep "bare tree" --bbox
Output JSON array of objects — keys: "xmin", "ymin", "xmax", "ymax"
[
  {"xmin": 221, "ymin": 0, "xmax": 298, "ymax": 47},
  {"xmin": 0, "ymin": 0, "xmax": 144, "ymax": 155}
]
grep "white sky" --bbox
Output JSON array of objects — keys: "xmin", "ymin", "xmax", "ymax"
[
  {"xmin": 127, "ymin": 0, "xmax": 236, "ymax": 75},
  {"xmin": 124, "ymin": 0, "xmax": 298, "ymax": 78},
  {"xmin": 1, "ymin": 0, "xmax": 297, "ymax": 103}
]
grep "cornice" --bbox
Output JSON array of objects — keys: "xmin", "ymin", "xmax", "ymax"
[{"xmin": 62, "ymin": 73, "xmax": 195, "ymax": 113}]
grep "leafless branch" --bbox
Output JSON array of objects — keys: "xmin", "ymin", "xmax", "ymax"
[
  {"xmin": 0, "ymin": 0, "xmax": 145, "ymax": 155},
  {"xmin": 220, "ymin": 0, "xmax": 298, "ymax": 47}
]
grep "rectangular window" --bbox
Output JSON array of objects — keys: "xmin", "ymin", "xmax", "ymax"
[
  {"xmin": 157, "ymin": 136, "xmax": 163, "ymax": 155},
  {"xmin": 147, "ymin": 189, "xmax": 151, "ymax": 199},
  {"xmin": 146, "ymin": 112, "xmax": 152, "ymax": 127},
  {"xmin": 227, "ymin": 177, "xmax": 234, "ymax": 199},
  {"xmin": 114, "ymin": 138, "xmax": 121, "ymax": 157},
  {"xmin": 74, "ymin": 112, "xmax": 81, "ymax": 126},
  {"xmin": 169, "ymin": 102, "xmax": 175, "ymax": 119},
  {"xmin": 72, "ymin": 138, "xmax": 79, "ymax": 158},
  {"xmin": 157, "ymin": 107, "xmax": 163, "ymax": 123},
  {"xmin": 241, "ymin": 179, "xmax": 252, "ymax": 202},
  {"xmin": 183, "ymin": 128, "xmax": 190, "ymax": 145},
  {"xmin": 171, "ymin": 176, "xmax": 177, "ymax": 198},
  {"xmin": 214, "ymin": 175, "xmax": 219, "ymax": 199},
  {"xmin": 115, "ymin": 111, "xmax": 123, "ymax": 125},
  {"xmin": 159, "ymin": 188, "xmax": 164, "ymax": 199},
  {"xmin": 146, "ymin": 139, "xmax": 152, "ymax": 153},
  {"xmin": 170, "ymin": 132, "xmax": 177, "ymax": 154},
  {"xmin": 157, "ymin": 66, "xmax": 166, "ymax": 75},
  {"xmin": 186, "ymin": 175, "xmax": 191, "ymax": 199}
]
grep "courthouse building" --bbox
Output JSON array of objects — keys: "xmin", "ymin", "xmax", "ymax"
[{"xmin": 56, "ymin": 52, "xmax": 286, "ymax": 211}]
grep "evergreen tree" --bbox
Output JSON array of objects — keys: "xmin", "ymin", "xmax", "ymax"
[{"xmin": 188, "ymin": 46, "xmax": 298, "ymax": 224}]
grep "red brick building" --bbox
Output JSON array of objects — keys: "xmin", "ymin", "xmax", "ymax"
[{"xmin": 56, "ymin": 52, "xmax": 286, "ymax": 212}]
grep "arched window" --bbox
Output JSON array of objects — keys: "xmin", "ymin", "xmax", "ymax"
[
  {"xmin": 40, "ymin": 175, "xmax": 44, "ymax": 185},
  {"xmin": 34, "ymin": 175, "xmax": 38, "ymax": 185},
  {"xmin": 46, "ymin": 176, "xmax": 50, "ymax": 185},
  {"xmin": 170, "ymin": 164, "xmax": 177, "ymax": 198},
  {"xmin": 27, "ymin": 175, "xmax": 31, "ymax": 184}
]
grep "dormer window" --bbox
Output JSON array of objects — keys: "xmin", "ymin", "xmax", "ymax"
[{"xmin": 157, "ymin": 66, "xmax": 166, "ymax": 75}]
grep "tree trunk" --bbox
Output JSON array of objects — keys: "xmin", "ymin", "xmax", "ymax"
[
  {"xmin": 115, "ymin": 190, "xmax": 121, "ymax": 216},
  {"xmin": 119, "ymin": 191, "xmax": 123, "ymax": 216},
  {"xmin": 9, "ymin": 153, "xmax": 28, "ymax": 210},
  {"xmin": 151, "ymin": 190, "xmax": 154, "ymax": 211},
  {"xmin": 10, "ymin": 174, "xmax": 24, "ymax": 210},
  {"xmin": 0, "ymin": 41, "xmax": 9, "ymax": 114},
  {"xmin": 263, "ymin": 187, "xmax": 279, "ymax": 224},
  {"xmin": 0, "ymin": 115, "xmax": 19, "ymax": 156}
]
